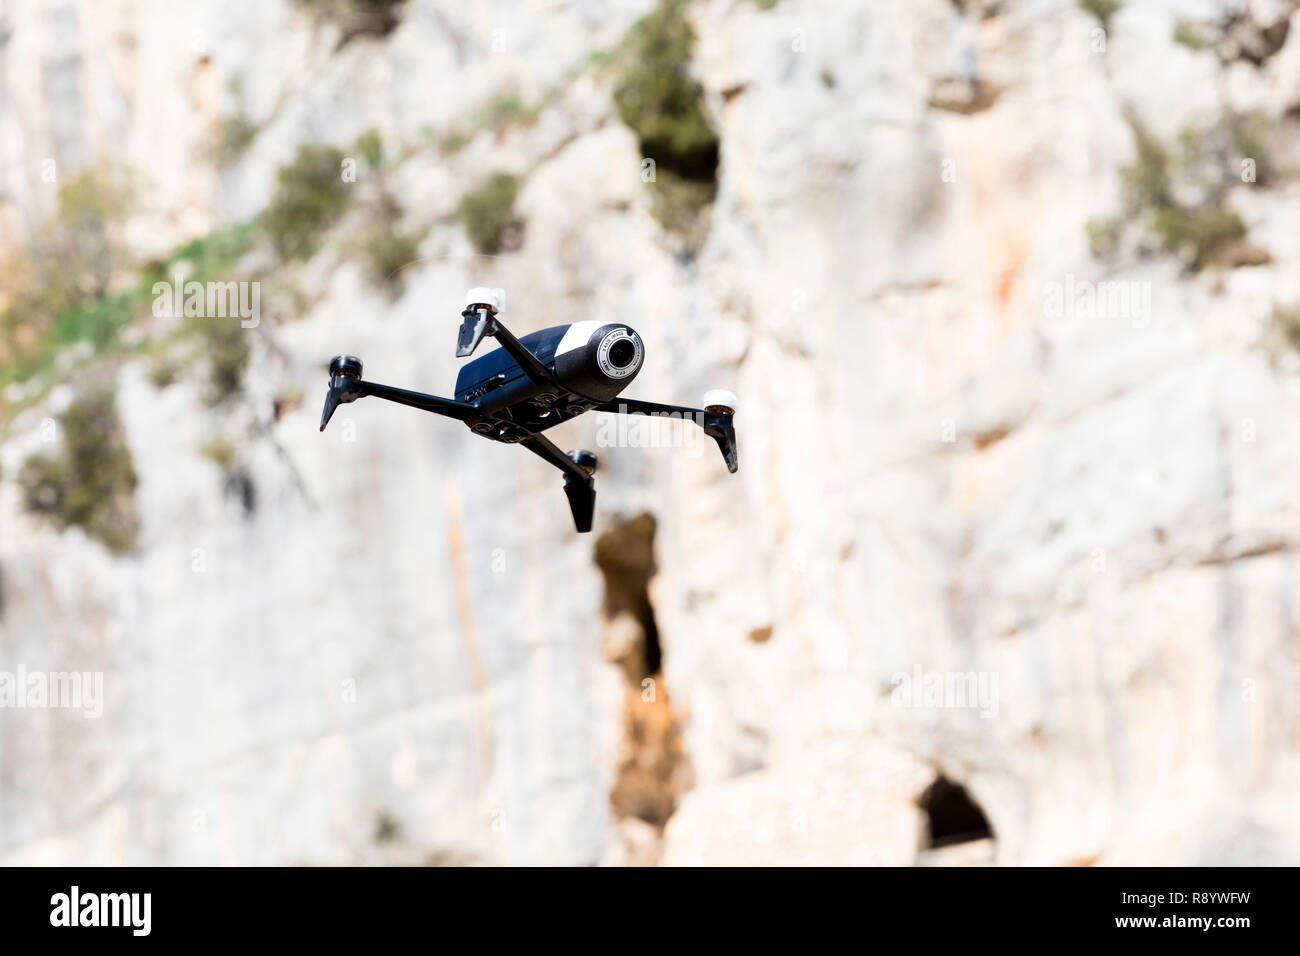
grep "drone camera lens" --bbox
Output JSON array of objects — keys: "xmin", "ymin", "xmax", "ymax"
[{"xmin": 608, "ymin": 339, "xmax": 636, "ymax": 369}]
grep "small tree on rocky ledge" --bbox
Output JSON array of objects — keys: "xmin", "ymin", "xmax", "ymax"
[{"xmin": 19, "ymin": 386, "xmax": 140, "ymax": 554}]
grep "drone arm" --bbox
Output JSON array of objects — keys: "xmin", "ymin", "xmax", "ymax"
[
  {"xmin": 489, "ymin": 320, "xmax": 563, "ymax": 392},
  {"xmin": 320, "ymin": 377, "xmax": 475, "ymax": 431},
  {"xmin": 593, "ymin": 397, "xmax": 697, "ymax": 417},
  {"xmin": 353, "ymin": 380, "xmax": 476, "ymax": 419},
  {"xmin": 456, "ymin": 300, "xmax": 560, "ymax": 391},
  {"xmin": 520, "ymin": 433, "xmax": 596, "ymax": 533},
  {"xmin": 592, "ymin": 398, "xmax": 739, "ymax": 473}
]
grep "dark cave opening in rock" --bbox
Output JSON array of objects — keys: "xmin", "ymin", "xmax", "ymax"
[
  {"xmin": 594, "ymin": 512, "xmax": 661, "ymax": 680},
  {"xmin": 594, "ymin": 512, "xmax": 689, "ymax": 833},
  {"xmin": 917, "ymin": 774, "xmax": 994, "ymax": 849},
  {"xmin": 643, "ymin": 611, "xmax": 662, "ymax": 676}
]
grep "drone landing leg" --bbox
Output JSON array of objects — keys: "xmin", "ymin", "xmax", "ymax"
[
  {"xmin": 520, "ymin": 433, "xmax": 596, "ymax": 533},
  {"xmin": 592, "ymin": 398, "xmax": 738, "ymax": 474}
]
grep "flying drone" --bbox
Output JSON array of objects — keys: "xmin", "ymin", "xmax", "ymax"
[{"xmin": 319, "ymin": 288, "xmax": 738, "ymax": 532}]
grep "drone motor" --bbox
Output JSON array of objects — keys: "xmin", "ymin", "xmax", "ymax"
[
  {"xmin": 566, "ymin": 449, "xmax": 598, "ymax": 475},
  {"xmin": 329, "ymin": 355, "xmax": 364, "ymax": 380},
  {"xmin": 702, "ymin": 388, "xmax": 737, "ymax": 416}
]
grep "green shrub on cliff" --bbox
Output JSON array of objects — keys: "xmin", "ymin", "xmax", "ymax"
[
  {"xmin": 612, "ymin": 0, "xmax": 720, "ymax": 245},
  {"xmin": 1088, "ymin": 116, "xmax": 1263, "ymax": 271},
  {"xmin": 19, "ymin": 387, "xmax": 140, "ymax": 553},
  {"xmin": 293, "ymin": 0, "xmax": 405, "ymax": 43},
  {"xmin": 263, "ymin": 144, "xmax": 352, "ymax": 261},
  {"xmin": 457, "ymin": 172, "xmax": 522, "ymax": 255}
]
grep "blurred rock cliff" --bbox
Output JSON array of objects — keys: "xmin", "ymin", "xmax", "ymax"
[{"xmin": 1, "ymin": 0, "xmax": 1299, "ymax": 864}]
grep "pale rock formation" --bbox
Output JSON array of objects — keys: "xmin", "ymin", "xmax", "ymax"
[{"xmin": 1, "ymin": 0, "xmax": 1298, "ymax": 865}]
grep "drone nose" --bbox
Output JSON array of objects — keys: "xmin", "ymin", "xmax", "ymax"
[{"xmin": 593, "ymin": 327, "xmax": 643, "ymax": 381}]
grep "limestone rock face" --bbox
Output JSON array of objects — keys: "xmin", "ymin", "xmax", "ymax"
[{"xmin": 2, "ymin": 0, "xmax": 1299, "ymax": 865}]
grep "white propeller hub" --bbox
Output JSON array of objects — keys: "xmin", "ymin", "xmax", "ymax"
[
  {"xmin": 464, "ymin": 287, "xmax": 502, "ymax": 313},
  {"xmin": 703, "ymin": 389, "xmax": 737, "ymax": 415}
]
